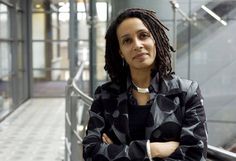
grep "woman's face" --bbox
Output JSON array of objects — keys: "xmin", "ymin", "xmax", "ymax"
[{"xmin": 117, "ymin": 17, "xmax": 156, "ymax": 72}]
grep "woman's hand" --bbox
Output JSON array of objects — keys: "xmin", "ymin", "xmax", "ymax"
[
  {"xmin": 102, "ymin": 133, "xmax": 179, "ymax": 158},
  {"xmin": 150, "ymin": 141, "xmax": 179, "ymax": 158},
  {"xmin": 102, "ymin": 133, "xmax": 113, "ymax": 144}
]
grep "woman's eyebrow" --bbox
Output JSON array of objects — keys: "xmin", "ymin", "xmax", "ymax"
[
  {"xmin": 120, "ymin": 29, "xmax": 149, "ymax": 37},
  {"xmin": 120, "ymin": 34, "xmax": 130, "ymax": 40}
]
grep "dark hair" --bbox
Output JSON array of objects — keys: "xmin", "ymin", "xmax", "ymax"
[{"xmin": 104, "ymin": 8, "xmax": 174, "ymax": 84}]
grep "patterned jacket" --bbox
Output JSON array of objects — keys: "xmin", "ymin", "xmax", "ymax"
[{"xmin": 83, "ymin": 74, "xmax": 208, "ymax": 161}]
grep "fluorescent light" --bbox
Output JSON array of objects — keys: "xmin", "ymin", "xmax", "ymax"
[
  {"xmin": 96, "ymin": 2, "xmax": 107, "ymax": 21},
  {"xmin": 201, "ymin": 5, "xmax": 227, "ymax": 26},
  {"xmin": 58, "ymin": 2, "xmax": 65, "ymax": 7},
  {"xmin": 35, "ymin": 4, "xmax": 41, "ymax": 9}
]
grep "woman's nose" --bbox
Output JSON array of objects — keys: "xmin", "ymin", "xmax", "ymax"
[{"xmin": 133, "ymin": 38, "xmax": 143, "ymax": 50}]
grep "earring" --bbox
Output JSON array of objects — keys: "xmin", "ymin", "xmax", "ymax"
[{"xmin": 122, "ymin": 59, "xmax": 125, "ymax": 67}]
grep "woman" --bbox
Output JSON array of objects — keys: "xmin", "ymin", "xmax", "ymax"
[{"xmin": 83, "ymin": 8, "xmax": 208, "ymax": 161}]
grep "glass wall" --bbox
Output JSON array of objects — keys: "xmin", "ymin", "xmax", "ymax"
[
  {"xmin": 94, "ymin": 1, "xmax": 109, "ymax": 90},
  {"xmin": 32, "ymin": 0, "xmax": 70, "ymax": 97},
  {"xmin": 0, "ymin": 3, "xmax": 12, "ymax": 117},
  {"xmin": 31, "ymin": 0, "xmax": 108, "ymax": 97},
  {"xmin": 174, "ymin": 0, "xmax": 236, "ymax": 147},
  {"xmin": 15, "ymin": 0, "xmax": 28, "ymax": 107},
  {"xmin": 0, "ymin": 0, "xmax": 28, "ymax": 120}
]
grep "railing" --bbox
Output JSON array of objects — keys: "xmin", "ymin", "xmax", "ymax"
[
  {"xmin": 65, "ymin": 62, "xmax": 236, "ymax": 161},
  {"xmin": 207, "ymin": 145, "xmax": 236, "ymax": 161},
  {"xmin": 65, "ymin": 62, "xmax": 92, "ymax": 161}
]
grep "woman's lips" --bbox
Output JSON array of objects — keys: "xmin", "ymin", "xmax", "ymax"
[{"xmin": 133, "ymin": 53, "xmax": 148, "ymax": 60}]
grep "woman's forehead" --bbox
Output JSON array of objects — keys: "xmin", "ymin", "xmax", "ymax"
[{"xmin": 116, "ymin": 18, "xmax": 149, "ymax": 36}]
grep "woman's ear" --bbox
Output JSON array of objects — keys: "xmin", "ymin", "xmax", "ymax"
[{"xmin": 119, "ymin": 50, "xmax": 124, "ymax": 58}]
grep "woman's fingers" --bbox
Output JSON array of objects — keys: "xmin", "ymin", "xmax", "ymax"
[
  {"xmin": 169, "ymin": 141, "xmax": 180, "ymax": 149},
  {"xmin": 102, "ymin": 134, "xmax": 107, "ymax": 143},
  {"xmin": 102, "ymin": 133, "xmax": 113, "ymax": 144}
]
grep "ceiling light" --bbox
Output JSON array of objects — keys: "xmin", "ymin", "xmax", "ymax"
[
  {"xmin": 35, "ymin": 4, "xmax": 42, "ymax": 9},
  {"xmin": 201, "ymin": 5, "xmax": 227, "ymax": 26}
]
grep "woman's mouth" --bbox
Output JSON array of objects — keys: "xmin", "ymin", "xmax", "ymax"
[{"xmin": 133, "ymin": 53, "xmax": 148, "ymax": 60}]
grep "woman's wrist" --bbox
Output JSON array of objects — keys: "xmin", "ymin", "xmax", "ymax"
[
  {"xmin": 149, "ymin": 142, "xmax": 160, "ymax": 158},
  {"xmin": 149, "ymin": 141, "xmax": 180, "ymax": 158},
  {"xmin": 146, "ymin": 140, "xmax": 154, "ymax": 161}
]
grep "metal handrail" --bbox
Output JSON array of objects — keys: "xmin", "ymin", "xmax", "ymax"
[
  {"xmin": 65, "ymin": 62, "xmax": 92, "ymax": 161},
  {"xmin": 72, "ymin": 62, "xmax": 93, "ymax": 106},
  {"xmin": 208, "ymin": 145, "xmax": 236, "ymax": 161},
  {"xmin": 66, "ymin": 62, "xmax": 236, "ymax": 161}
]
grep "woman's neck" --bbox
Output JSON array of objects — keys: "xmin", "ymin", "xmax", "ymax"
[{"xmin": 130, "ymin": 69, "xmax": 151, "ymax": 88}]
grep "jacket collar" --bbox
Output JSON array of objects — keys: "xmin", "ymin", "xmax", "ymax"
[
  {"xmin": 126, "ymin": 72, "xmax": 160, "ymax": 93},
  {"xmin": 159, "ymin": 74, "xmax": 183, "ymax": 96}
]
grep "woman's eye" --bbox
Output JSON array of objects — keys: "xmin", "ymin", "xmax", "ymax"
[
  {"xmin": 123, "ymin": 38, "xmax": 131, "ymax": 44},
  {"xmin": 139, "ymin": 32, "xmax": 150, "ymax": 39}
]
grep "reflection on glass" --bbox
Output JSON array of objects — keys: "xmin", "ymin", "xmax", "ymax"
[
  {"xmin": 32, "ymin": 13, "xmax": 69, "ymax": 40},
  {"xmin": 32, "ymin": 42, "xmax": 69, "ymax": 79},
  {"xmin": 16, "ymin": 0, "xmax": 22, "ymax": 10},
  {"xmin": 17, "ymin": 12, "xmax": 23, "ymax": 40},
  {"xmin": 32, "ymin": 0, "xmax": 69, "ymax": 12},
  {"xmin": 32, "ymin": 13, "xmax": 45, "ymax": 39},
  {"xmin": 33, "ymin": 70, "xmax": 68, "ymax": 97},
  {"xmin": 0, "ymin": 76, "xmax": 12, "ymax": 117},
  {"xmin": 77, "ymin": 40, "xmax": 89, "ymax": 65},
  {"xmin": 0, "ymin": 43, "xmax": 11, "ymax": 76},
  {"xmin": 17, "ymin": 43, "xmax": 23, "ymax": 71},
  {"xmin": 0, "ymin": 42, "xmax": 12, "ymax": 116},
  {"xmin": 96, "ymin": 2, "xmax": 107, "ymax": 22},
  {"xmin": 59, "ymin": 2, "xmax": 69, "ymax": 21},
  {"xmin": 0, "ymin": 4, "xmax": 10, "ymax": 39}
]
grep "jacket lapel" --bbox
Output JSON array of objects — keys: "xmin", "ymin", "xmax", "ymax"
[{"xmin": 145, "ymin": 76, "xmax": 183, "ymax": 139}]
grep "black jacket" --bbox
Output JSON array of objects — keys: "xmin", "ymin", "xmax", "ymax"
[{"xmin": 83, "ymin": 74, "xmax": 208, "ymax": 161}]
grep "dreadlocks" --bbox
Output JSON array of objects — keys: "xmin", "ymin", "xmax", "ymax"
[{"xmin": 104, "ymin": 8, "xmax": 174, "ymax": 85}]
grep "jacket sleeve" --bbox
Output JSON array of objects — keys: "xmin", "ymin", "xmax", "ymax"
[
  {"xmin": 164, "ymin": 81, "xmax": 208, "ymax": 161},
  {"xmin": 82, "ymin": 86, "xmax": 149, "ymax": 161}
]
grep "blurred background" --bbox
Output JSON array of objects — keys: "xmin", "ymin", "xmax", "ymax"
[{"xmin": 0, "ymin": 0, "xmax": 236, "ymax": 161}]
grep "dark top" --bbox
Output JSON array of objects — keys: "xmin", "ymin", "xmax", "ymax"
[{"xmin": 128, "ymin": 103, "xmax": 151, "ymax": 140}]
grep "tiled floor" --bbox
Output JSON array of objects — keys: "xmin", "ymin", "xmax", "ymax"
[{"xmin": 0, "ymin": 98, "xmax": 65, "ymax": 161}]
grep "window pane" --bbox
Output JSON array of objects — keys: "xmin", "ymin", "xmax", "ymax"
[
  {"xmin": 16, "ymin": 0, "xmax": 23, "ymax": 10},
  {"xmin": 33, "ymin": 74, "xmax": 67, "ymax": 97},
  {"xmin": 0, "ymin": 75, "xmax": 12, "ymax": 117},
  {"xmin": 32, "ymin": 0, "xmax": 69, "ymax": 12},
  {"xmin": 17, "ymin": 42, "xmax": 24, "ymax": 71},
  {"xmin": 0, "ymin": 43, "xmax": 11, "ymax": 76},
  {"xmin": 32, "ymin": 41, "xmax": 69, "ymax": 75},
  {"xmin": 32, "ymin": 13, "xmax": 45, "ymax": 39},
  {"xmin": 0, "ymin": 42, "xmax": 12, "ymax": 116},
  {"xmin": 16, "ymin": 12, "xmax": 23, "ymax": 40},
  {"xmin": 0, "ymin": 4, "xmax": 10, "ymax": 39},
  {"xmin": 32, "ymin": 42, "xmax": 69, "ymax": 97},
  {"xmin": 96, "ymin": 2, "xmax": 107, "ymax": 22},
  {"xmin": 32, "ymin": 12, "xmax": 69, "ymax": 40}
]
